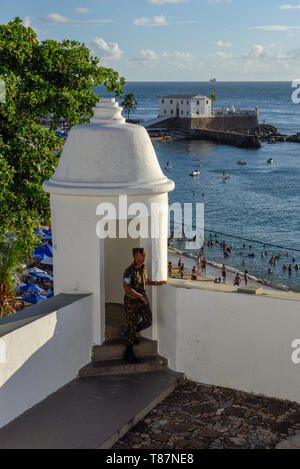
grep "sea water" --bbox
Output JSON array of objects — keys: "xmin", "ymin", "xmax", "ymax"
[{"xmin": 96, "ymin": 82, "xmax": 300, "ymax": 291}]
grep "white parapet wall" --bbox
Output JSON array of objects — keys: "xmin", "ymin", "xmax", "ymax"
[
  {"xmin": 157, "ymin": 280, "xmax": 300, "ymax": 403},
  {"xmin": 0, "ymin": 294, "xmax": 93, "ymax": 429}
]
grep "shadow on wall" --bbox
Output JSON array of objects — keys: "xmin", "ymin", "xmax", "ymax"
[{"xmin": 0, "ymin": 294, "xmax": 93, "ymax": 429}]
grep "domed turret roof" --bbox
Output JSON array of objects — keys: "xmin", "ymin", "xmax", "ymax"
[{"xmin": 43, "ymin": 98, "xmax": 175, "ymax": 196}]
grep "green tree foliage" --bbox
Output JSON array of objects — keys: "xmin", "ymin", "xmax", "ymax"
[
  {"xmin": 0, "ymin": 17, "xmax": 125, "ymax": 253},
  {"xmin": 0, "ymin": 233, "xmax": 26, "ymax": 317},
  {"xmin": 121, "ymin": 93, "xmax": 138, "ymax": 120}
]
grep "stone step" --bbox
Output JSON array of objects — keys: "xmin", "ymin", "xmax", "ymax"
[
  {"xmin": 78, "ymin": 355, "xmax": 168, "ymax": 378},
  {"xmin": 92, "ymin": 338, "xmax": 158, "ymax": 361},
  {"xmin": 105, "ymin": 323, "xmax": 126, "ymax": 340}
]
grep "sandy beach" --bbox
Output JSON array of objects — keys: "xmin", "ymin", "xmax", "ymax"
[{"xmin": 168, "ymin": 248, "xmax": 279, "ymax": 291}]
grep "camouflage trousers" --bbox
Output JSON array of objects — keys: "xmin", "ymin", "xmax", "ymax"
[{"xmin": 124, "ymin": 295, "xmax": 152, "ymax": 346}]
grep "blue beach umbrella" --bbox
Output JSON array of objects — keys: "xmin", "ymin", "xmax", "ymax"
[
  {"xmin": 44, "ymin": 244, "xmax": 53, "ymax": 257},
  {"xmin": 20, "ymin": 283, "xmax": 45, "ymax": 293},
  {"xmin": 34, "ymin": 246, "xmax": 46, "ymax": 257},
  {"xmin": 29, "ymin": 271, "xmax": 53, "ymax": 281},
  {"xmin": 21, "ymin": 294, "xmax": 47, "ymax": 304},
  {"xmin": 34, "ymin": 228, "xmax": 44, "ymax": 236},
  {"xmin": 33, "ymin": 244, "xmax": 53, "ymax": 258}
]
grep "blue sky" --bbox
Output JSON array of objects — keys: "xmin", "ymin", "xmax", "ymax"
[{"xmin": 2, "ymin": 0, "xmax": 300, "ymax": 80}]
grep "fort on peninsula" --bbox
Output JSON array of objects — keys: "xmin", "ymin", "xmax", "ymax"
[{"xmin": 140, "ymin": 94, "xmax": 300, "ymax": 149}]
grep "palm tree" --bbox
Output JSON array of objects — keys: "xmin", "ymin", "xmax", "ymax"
[
  {"xmin": 121, "ymin": 93, "xmax": 138, "ymax": 120},
  {"xmin": 0, "ymin": 233, "xmax": 26, "ymax": 318},
  {"xmin": 209, "ymin": 93, "xmax": 217, "ymax": 118}
]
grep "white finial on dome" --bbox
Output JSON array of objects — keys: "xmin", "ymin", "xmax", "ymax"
[{"xmin": 90, "ymin": 98, "xmax": 125, "ymax": 125}]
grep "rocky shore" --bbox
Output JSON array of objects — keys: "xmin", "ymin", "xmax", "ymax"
[
  {"xmin": 243, "ymin": 124, "xmax": 300, "ymax": 144},
  {"xmin": 147, "ymin": 128, "xmax": 261, "ymax": 148},
  {"xmin": 146, "ymin": 123, "xmax": 300, "ymax": 147}
]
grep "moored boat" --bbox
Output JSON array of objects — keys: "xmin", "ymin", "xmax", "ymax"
[{"xmin": 190, "ymin": 170, "xmax": 200, "ymax": 177}]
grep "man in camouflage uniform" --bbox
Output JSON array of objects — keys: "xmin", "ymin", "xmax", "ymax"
[{"xmin": 123, "ymin": 247, "xmax": 167, "ymax": 363}]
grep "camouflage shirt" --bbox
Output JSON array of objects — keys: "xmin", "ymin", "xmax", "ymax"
[{"xmin": 123, "ymin": 262, "xmax": 148, "ymax": 299}]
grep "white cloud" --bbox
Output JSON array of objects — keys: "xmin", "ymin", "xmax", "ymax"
[
  {"xmin": 41, "ymin": 13, "xmax": 68, "ymax": 23},
  {"xmin": 23, "ymin": 16, "xmax": 32, "ymax": 28},
  {"xmin": 279, "ymin": 4, "xmax": 300, "ymax": 9},
  {"xmin": 148, "ymin": 0, "xmax": 188, "ymax": 4},
  {"xmin": 40, "ymin": 13, "xmax": 114, "ymax": 26},
  {"xmin": 75, "ymin": 7, "xmax": 92, "ymax": 14},
  {"xmin": 132, "ymin": 49, "xmax": 194, "ymax": 69},
  {"xmin": 213, "ymin": 40, "xmax": 232, "ymax": 47},
  {"xmin": 132, "ymin": 49, "xmax": 159, "ymax": 66},
  {"xmin": 215, "ymin": 51, "xmax": 233, "ymax": 59},
  {"xmin": 133, "ymin": 15, "xmax": 198, "ymax": 26},
  {"xmin": 23, "ymin": 16, "xmax": 48, "ymax": 35},
  {"xmin": 241, "ymin": 44, "xmax": 296, "ymax": 65},
  {"xmin": 91, "ymin": 37, "xmax": 122, "ymax": 60},
  {"xmin": 162, "ymin": 50, "xmax": 194, "ymax": 69},
  {"xmin": 134, "ymin": 15, "xmax": 168, "ymax": 26},
  {"xmin": 251, "ymin": 25, "xmax": 300, "ymax": 31}
]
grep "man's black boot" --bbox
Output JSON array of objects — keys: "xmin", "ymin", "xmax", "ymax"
[
  {"xmin": 133, "ymin": 336, "xmax": 140, "ymax": 345},
  {"xmin": 123, "ymin": 345, "xmax": 141, "ymax": 363}
]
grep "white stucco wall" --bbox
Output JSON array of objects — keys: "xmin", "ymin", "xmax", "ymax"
[
  {"xmin": 158, "ymin": 283, "xmax": 300, "ymax": 403},
  {"xmin": 0, "ymin": 295, "xmax": 93, "ymax": 429},
  {"xmin": 158, "ymin": 97, "xmax": 212, "ymax": 118},
  {"xmin": 191, "ymin": 98, "xmax": 212, "ymax": 118},
  {"xmin": 51, "ymin": 193, "xmax": 168, "ymax": 344}
]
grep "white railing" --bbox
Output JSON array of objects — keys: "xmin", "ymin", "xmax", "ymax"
[{"xmin": 213, "ymin": 109, "xmax": 257, "ymax": 117}]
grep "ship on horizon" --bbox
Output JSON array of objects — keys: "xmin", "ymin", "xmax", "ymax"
[{"xmin": 209, "ymin": 78, "xmax": 217, "ymax": 83}]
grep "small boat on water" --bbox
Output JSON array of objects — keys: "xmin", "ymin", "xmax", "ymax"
[
  {"xmin": 190, "ymin": 170, "xmax": 200, "ymax": 177},
  {"xmin": 267, "ymin": 158, "xmax": 273, "ymax": 164},
  {"xmin": 237, "ymin": 160, "xmax": 247, "ymax": 165},
  {"xmin": 165, "ymin": 161, "xmax": 172, "ymax": 170}
]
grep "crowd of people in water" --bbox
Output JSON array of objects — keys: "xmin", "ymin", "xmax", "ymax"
[
  {"xmin": 168, "ymin": 231, "xmax": 299, "ymax": 286},
  {"xmin": 168, "ymin": 256, "xmax": 247, "ymax": 287},
  {"xmin": 203, "ymin": 233, "xmax": 299, "ymax": 276}
]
